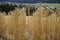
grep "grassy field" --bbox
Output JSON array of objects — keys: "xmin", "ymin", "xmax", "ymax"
[
  {"xmin": 41, "ymin": 3, "xmax": 60, "ymax": 7},
  {"xmin": 0, "ymin": 4, "xmax": 60, "ymax": 40}
]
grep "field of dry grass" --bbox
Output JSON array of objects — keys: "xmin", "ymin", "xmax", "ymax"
[{"xmin": 0, "ymin": 7, "xmax": 60, "ymax": 40}]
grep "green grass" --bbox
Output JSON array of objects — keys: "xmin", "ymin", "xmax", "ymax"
[{"xmin": 42, "ymin": 3, "xmax": 60, "ymax": 6}]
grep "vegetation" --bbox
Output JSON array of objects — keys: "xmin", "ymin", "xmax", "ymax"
[
  {"xmin": 0, "ymin": 4, "xmax": 18, "ymax": 14},
  {"xmin": 25, "ymin": 6, "xmax": 37, "ymax": 16},
  {"xmin": 0, "ymin": 3, "xmax": 60, "ymax": 16},
  {"xmin": 0, "ymin": 3, "xmax": 37, "ymax": 15}
]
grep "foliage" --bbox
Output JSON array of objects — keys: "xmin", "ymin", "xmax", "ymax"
[
  {"xmin": 0, "ymin": 3, "xmax": 18, "ymax": 14},
  {"xmin": 0, "ymin": 4, "xmax": 37, "ymax": 16},
  {"xmin": 25, "ymin": 6, "xmax": 37, "ymax": 16}
]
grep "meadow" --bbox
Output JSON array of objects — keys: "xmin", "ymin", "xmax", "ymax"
[
  {"xmin": 0, "ymin": 3, "xmax": 60, "ymax": 40},
  {"xmin": 42, "ymin": 3, "xmax": 60, "ymax": 6}
]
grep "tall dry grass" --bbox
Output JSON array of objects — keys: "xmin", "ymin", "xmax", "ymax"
[{"xmin": 0, "ymin": 7, "xmax": 60, "ymax": 40}]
